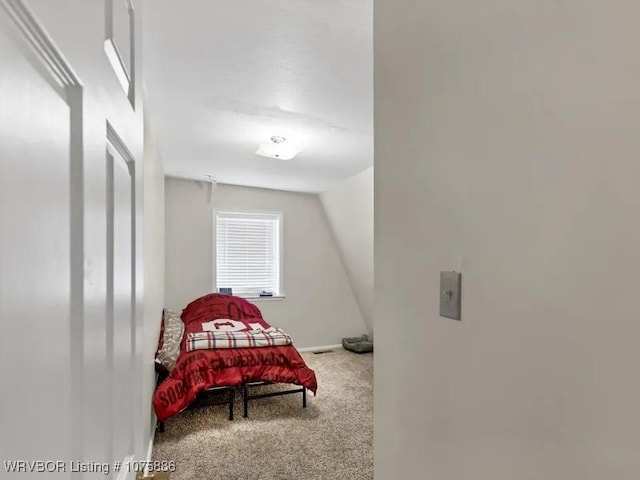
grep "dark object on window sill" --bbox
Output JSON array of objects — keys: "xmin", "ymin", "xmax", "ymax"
[
  {"xmin": 259, "ymin": 290, "xmax": 273, "ymax": 297},
  {"xmin": 342, "ymin": 334, "xmax": 373, "ymax": 354}
]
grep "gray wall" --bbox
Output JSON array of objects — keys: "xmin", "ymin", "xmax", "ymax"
[
  {"xmin": 320, "ymin": 167, "xmax": 373, "ymax": 337},
  {"xmin": 375, "ymin": 1, "xmax": 640, "ymax": 479},
  {"xmin": 165, "ymin": 178, "xmax": 367, "ymax": 348}
]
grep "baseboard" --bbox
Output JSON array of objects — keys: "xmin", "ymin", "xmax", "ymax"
[
  {"xmin": 297, "ymin": 344, "xmax": 343, "ymax": 353},
  {"xmin": 144, "ymin": 424, "xmax": 155, "ymax": 473}
]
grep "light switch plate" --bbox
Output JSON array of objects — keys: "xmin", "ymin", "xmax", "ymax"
[{"xmin": 440, "ymin": 271, "xmax": 461, "ymax": 320}]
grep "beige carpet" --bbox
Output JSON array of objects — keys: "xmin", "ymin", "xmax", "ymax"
[{"xmin": 153, "ymin": 348, "xmax": 373, "ymax": 480}]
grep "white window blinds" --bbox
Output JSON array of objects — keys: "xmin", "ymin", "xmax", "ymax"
[{"xmin": 215, "ymin": 212, "xmax": 281, "ymax": 297}]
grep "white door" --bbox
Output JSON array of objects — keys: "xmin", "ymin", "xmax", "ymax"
[
  {"xmin": 0, "ymin": 1, "xmax": 144, "ymax": 477},
  {"xmin": 0, "ymin": 9, "xmax": 74, "ymax": 472}
]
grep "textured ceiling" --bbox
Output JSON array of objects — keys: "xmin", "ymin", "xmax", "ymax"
[{"xmin": 142, "ymin": 0, "xmax": 373, "ymax": 193}]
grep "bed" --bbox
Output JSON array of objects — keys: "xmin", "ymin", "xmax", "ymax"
[{"xmin": 153, "ymin": 293, "xmax": 318, "ymax": 425}]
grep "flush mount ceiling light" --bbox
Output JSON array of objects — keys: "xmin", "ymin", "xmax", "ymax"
[{"xmin": 255, "ymin": 136, "xmax": 301, "ymax": 160}]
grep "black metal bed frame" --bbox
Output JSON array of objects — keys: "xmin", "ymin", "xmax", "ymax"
[
  {"xmin": 156, "ymin": 384, "xmax": 235, "ymax": 433},
  {"xmin": 156, "ymin": 379, "xmax": 307, "ymax": 432},
  {"xmin": 241, "ymin": 381, "xmax": 307, "ymax": 418}
]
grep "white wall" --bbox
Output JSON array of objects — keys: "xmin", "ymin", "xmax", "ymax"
[
  {"xmin": 141, "ymin": 109, "xmax": 165, "ymax": 455},
  {"xmin": 320, "ymin": 167, "xmax": 373, "ymax": 337},
  {"xmin": 165, "ymin": 178, "xmax": 366, "ymax": 348},
  {"xmin": 375, "ymin": 1, "xmax": 640, "ymax": 479}
]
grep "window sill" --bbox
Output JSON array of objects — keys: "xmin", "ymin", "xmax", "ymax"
[{"xmin": 244, "ymin": 295, "xmax": 286, "ymax": 302}]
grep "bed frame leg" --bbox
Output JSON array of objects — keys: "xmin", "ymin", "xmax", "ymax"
[
  {"xmin": 243, "ymin": 383, "xmax": 248, "ymax": 418},
  {"xmin": 302, "ymin": 387, "xmax": 307, "ymax": 408},
  {"xmin": 229, "ymin": 388, "xmax": 235, "ymax": 421}
]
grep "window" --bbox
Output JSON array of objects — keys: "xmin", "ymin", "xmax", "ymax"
[{"xmin": 215, "ymin": 211, "xmax": 282, "ymax": 298}]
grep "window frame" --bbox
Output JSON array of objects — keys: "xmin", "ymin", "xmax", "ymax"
[{"xmin": 213, "ymin": 210, "xmax": 285, "ymax": 300}]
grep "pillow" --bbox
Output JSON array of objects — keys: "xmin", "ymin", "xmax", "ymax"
[{"xmin": 155, "ymin": 309, "xmax": 185, "ymax": 373}]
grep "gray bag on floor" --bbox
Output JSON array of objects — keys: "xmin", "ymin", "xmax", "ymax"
[{"xmin": 342, "ymin": 334, "xmax": 373, "ymax": 353}]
